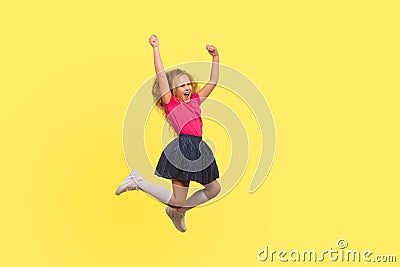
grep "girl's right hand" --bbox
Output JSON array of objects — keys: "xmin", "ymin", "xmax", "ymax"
[{"xmin": 148, "ymin": 34, "xmax": 159, "ymax": 47}]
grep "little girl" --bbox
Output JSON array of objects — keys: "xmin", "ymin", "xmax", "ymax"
[{"xmin": 115, "ymin": 34, "xmax": 221, "ymax": 232}]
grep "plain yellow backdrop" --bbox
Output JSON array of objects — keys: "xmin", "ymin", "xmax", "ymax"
[{"xmin": 1, "ymin": 0, "xmax": 399, "ymax": 266}]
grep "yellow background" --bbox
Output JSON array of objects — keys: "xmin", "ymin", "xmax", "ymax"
[{"xmin": 1, "ymin": 0, "xmax": 399, "ymax": 266}]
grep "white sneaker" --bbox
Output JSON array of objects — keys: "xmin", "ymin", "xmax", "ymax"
[
  {"xmin": 115, "ymin": 169, "xmax": 142, "ymax": 195},
  {"xmin": 166, "ymin": 206, "xmax": 187, "ymax": 232}
]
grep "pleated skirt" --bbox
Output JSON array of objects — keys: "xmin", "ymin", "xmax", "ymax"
[{"xmin": 155, "ymin": 134, "xmax": 219, "ymax": 185}]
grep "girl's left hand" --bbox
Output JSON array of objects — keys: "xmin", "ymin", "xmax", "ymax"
[{"xmin": 206, "ymin": 45, "xmax": 219, "ymax": 57}]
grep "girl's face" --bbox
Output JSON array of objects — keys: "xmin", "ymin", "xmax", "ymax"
[{"xmin": 173, "ymin": 74, "xmax": 192, "ymax": 103}]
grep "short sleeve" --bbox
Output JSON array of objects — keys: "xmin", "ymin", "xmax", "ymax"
[
  {"xmin": 162, "ymin": 95, "xmax": 179, "ymax": 114},
  {"xmin": 191, "ymin": 92, "xmax": 201, "ymax": 105}
]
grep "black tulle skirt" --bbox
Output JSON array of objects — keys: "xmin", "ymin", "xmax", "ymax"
[{"xmin": 155, "ymin": 134, "xmax": 219, "ymax": 185}]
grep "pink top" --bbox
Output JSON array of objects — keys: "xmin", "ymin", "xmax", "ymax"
[{"xmin": 163, "ymin": 93, "xmax": 203, "ymax": 136}]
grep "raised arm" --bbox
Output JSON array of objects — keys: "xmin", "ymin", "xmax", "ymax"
[
  {"xmin": 198, "ymin": 44, "xmax": 219, "ymax": 102},
  {"xmin": 149, "ymin": 34, "xmax": 171, "ymax": 104}
]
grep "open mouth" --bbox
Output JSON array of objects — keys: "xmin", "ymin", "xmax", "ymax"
[{"xmin": 183, "ymin": 92, "xmax": 191, "ymax": 102}]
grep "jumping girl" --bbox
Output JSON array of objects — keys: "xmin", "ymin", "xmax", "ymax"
[{"xmin": 115, "ymin": 34, "xmax": 221, "ymax": 232}]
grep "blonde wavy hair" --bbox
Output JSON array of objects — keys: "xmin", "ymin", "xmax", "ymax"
[{"xmin": 152, "ymin": 68, "xmax": 199, "ymax": 128}]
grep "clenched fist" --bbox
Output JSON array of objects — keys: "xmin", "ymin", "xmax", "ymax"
[
  {"xmin": 206, "ymin": 45, "xmax": 218, "ymax": 57},
  {"xmin": 149, "ymin": 34, "xmax": 159, "ymax": 48}
]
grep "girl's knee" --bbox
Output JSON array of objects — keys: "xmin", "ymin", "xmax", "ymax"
[
  {"xmin": 213, "ymin": 181, "xmax": 221, "ymax": 195},
  {"xmin": 206, "ymin": 180, "xmax": 221, "ymax": 198}
]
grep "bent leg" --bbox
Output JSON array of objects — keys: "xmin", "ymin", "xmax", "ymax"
[
  {"xmin": 167, "ymin": 179, "xmax": 190, "ymax": 208},
  {"xmin": 135, "ymin": 177, "xmax": 191, "ymax": 207},
  {"xmin": 178, "ymin": 180, "xmax": 221, "ymax": 213},
  {"xmin": 135, "ymin": 178, "xmax": 173, "ymax": 205}
]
